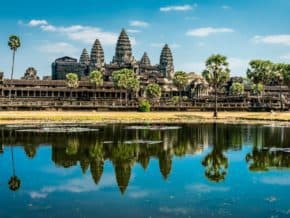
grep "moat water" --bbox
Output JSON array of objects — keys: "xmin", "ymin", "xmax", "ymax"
[{"xmin": 0, "ymin": 123, "xmax": 290, "ymax": 218}]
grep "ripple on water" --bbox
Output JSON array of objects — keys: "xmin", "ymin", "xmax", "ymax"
[
  {"xmin": 125, "ymin": 125, "xmax": 181, "ymax": 130},
  {"xmin": 16, "ymin": 127, "xmax": 99, "ymax": 133}
]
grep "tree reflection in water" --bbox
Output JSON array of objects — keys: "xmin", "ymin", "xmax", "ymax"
[
  {"xmin": 1, "ymin": 124, "xmax": 290, "ymax": 193},
  {"xmin": 8, "ymin": 147, "xmax": 21, "ymax": 191}
]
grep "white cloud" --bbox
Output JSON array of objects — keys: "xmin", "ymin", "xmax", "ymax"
[
  {"xmin": 186, "ymin": 27, "xmax": 234, "ymax": 37},
  {"xmin": 253, "ymin": 35, "xmax": 290, "ymax": 46},
  {"xmin": 27, "ymin": 20, "xmax": 121, "ymax": 45},
  {"xmin": 28, "ymin": 173, "xmax": 116, "ymax": 200},
  {"xmin": 29, "ymin": 191, "xmax": 48, "ymax": 199},
  {"xmin": 160, "ymin": 4, "xmax": 196, "ymax": 12},
  {"xmin": 127, "ymin": 29, "xmax": 141, "ymax": 33},
  {"xmin": 128, "ymin": 190, "xmax": 150, "ymax": 199},
  {"xmin": 186, "ymin": 184, "xmax": 230, "ymax": 193},
  {"xmin": 40, "ymin": 25, "xmax": 57, "ymax": 32},
  {"xmin": 129, "ymin": 20, "xmax": 149, "ymax": 27},
  {"xmin": 222, "ymin": 5, "xmax": 231, "ymax": 10},
  {"xmin": 38, "ymin": 42, "xmax": 78, "ymax": 54},
  {"xmin": 260, "ymin": 176, "xmax": 290, "ymax": 185},
  {"xmin": 159, "ymin": 207, "xmax": 189, "ymax": 215},
  {"xmin": 279, "ymin": 53, "xmax": 290, "ymax": 60},
  {"xmin": 28, "ymin": 19, "xmax": 48, "ymax": 27}
]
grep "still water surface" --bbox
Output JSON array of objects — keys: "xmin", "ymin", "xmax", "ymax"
[{"xmin": 0, "ymin": 123, "xmax": 290, "ymax": 218}]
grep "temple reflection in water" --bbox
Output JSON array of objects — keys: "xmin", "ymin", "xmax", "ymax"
[{"xmin": 1, "ymin": 124, "xmax": 290, "ymax": 194}]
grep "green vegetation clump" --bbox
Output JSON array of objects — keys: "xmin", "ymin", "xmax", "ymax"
[
  {"xmin": 251, "ymin": 83, "xmax": 264, "ymax": 95},
  {"xmin": 138, "ymin": 99, "xmax": 151, "ymax": 112},
  {"xmin": 230, "ymin": 82, "xmax": 244, "ymax": 95},
  {"xmin": 171, "ymin": 96, "xmax": 180, "ymax": 104}
]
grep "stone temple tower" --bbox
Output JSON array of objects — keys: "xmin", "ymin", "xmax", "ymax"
[
  {"xmin": 140, "ymin": 52, "xmax": 151, "ymax": 66},
  {"xmin": 112, "ymin": 29, "xmax": 135, "ymax": 65},
  {"xmin": 159, "ymin": 44, "xmax": 174, "ymax": 79},
  {"xmin": 80, "ymin": 48, "xmax": 90, "ymax": 65},
  {"xmin": 90, "ymin": 39, "xmax": 105, "ymax": 72}
]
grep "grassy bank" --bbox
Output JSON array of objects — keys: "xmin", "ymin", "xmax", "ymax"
[{"xmin": 0, "ymin": 111, "xmax": 290, "ymax": 124}]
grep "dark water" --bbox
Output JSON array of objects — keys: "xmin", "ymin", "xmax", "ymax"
[{"xmin": 0, "ymin": 123, "xmax": 290, "ymax": 218}]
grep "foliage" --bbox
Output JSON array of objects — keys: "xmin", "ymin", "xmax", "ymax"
[
  {"xmin": 66, "ymin": 138, "xmax": 80, "ymax": 155},
  {"xmin": 8, "ymin": 35, "xmax": 21, "ymax": 51},
  {"xmin": 230, "ymin": 82, "xmax": 244, "ymax": 95},
  {"xmin": 112, "ymin": 69, "xmax": 140, "ymax": 92},
  {"xmin": 247, "ymin": 60, "xmax": 274, "ymax": 85},
  {"xmin": 182, "ymin": 96, "xmax": 189, "ymax": 101},
  {"xmin": 247, "ymin": 60, "xmax": 290, "ymax": 87},
  {"xmin": 251, "ymin": 83, "xmax": 264, "ymax": 95},
  {"xmin": 280, "ymin": 64, "xmax": 290, "ymax": 86},
  {"xmin": 138, "ymin": 99, "xmax": 151, "ymax": 112},
  {"xmin": 8, "ymin": 176, "xmax": 21, "ymax": 191},
  {"xmin": 202, "ymin": 54, "xmax": 230, "ymax": 117},
  {"xmin": 66, "ymin": 73, "xmax": 79, "ymax": 88},
  {"xmin": 171, "ymin": 96, "xmax": 180, "ymax": 104},
  {"xmin": 8, "ymin": 35, "xmax": 21, "ymax": 94},
  {"xmin": 173, "ymin": 71, "xmax": 188, "ymax": 90},
  {"xmin": 89, "ymin": 70, "xmax": 103, "ymax": 87},
  {"xmin": 202, "ymin": 150, "xmax": 228, "ymax": 182},
  {"xmin": 146, "ymin": 83, "xmax": 162, "ymax": 100},
  {"xmin": 202, "ymin": 54, "xmax": 230, "ymax": 88}
]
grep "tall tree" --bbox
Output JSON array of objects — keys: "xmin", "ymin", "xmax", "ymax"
[
  {"xmin": 230, "ymin": 82, "xmax": 244, "ymax": 95},
  {"xmin": 112, "ymin": 69, "xmax": 140, "ymax": 105},
  {"xmin": 89, "ymin": 71, "xmax": 103, "ymax": 99},
  {"xmin": 8, "ymin": 35, "xmax": 21, "ymax": 98},
  {"xmin": 8, "ymin": 147, "xmax": 21, "ymax": 191},
  {"xmin": 65, "ymin": 73, "xmax": 79, "ymax": 99},
  {"xmin": 247, "ymin": 60, "xmax": 274, "ymax": 85},
  {"xmin": 272, "ymin": 63, "xmax": 286, "ymax": 110},
  {"xmin": 89, "ymin": 70, "xmax": 103, "ymax": 87},
  {"xmin": 173, "ymin": 71, "xmax": 188, "ymax": 104},
  {"xmin": 202, "ymin": 54, "xmax": 230, "ymax": 118},
  {"xmin": 146, "ymin": 83, "xmax": 162, "ymax": 102}
]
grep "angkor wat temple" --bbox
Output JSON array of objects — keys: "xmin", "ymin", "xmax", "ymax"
[
  {"xmin": 0, "ymin": 29, "xmax": 289, "ymax": 110},
  {"xmin": 52, "ymin": 29, "xmax": 175, "ymax": 81}
]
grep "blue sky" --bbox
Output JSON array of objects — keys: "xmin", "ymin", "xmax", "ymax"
[{"xmin": 0, "ymin": 0, "xmax": 290, "ymax": 79}]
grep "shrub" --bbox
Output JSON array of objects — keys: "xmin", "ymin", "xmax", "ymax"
[
  {"xmin": 171, "ymin": 96, "xmax": 180, "ymax": 104},
  {"xmin": 230, "ymin": 82, "xmax": 244, "ymax": 95},
  {"xmin": 138, "ymin": 99, "xmax": 151, "ymax": 112},
  {"xmin": 251, "ymin": 83, "xmax": 264, "ymax": 95}
]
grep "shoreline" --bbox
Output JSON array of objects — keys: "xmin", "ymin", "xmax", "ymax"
[{"xmin": 1, "ymin": 111, "xmax": 290, "ymax": 125}]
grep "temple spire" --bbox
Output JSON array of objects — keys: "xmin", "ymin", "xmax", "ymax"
[
  {"xmin": 90, "ymin": 39, "xmax": 105, "ymax": 71},
  {"xmin": 112, "ymin": 29, "xmax": 134, "ymax": 65},
  {"xmin": 159, "ymin": 44, "xmax": 174, "ymax": 79},
  {"xmin": 140, "ymin": 52, "xmax": 151, "ymax": 66},
  {"xmin": 80, "ymin": 48, "xmax": 90, "ymax": 65}
]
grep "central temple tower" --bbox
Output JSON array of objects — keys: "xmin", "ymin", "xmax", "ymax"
[{"xmin": 112, "ymin": 29, "xmax": 135, "ymax": 65}]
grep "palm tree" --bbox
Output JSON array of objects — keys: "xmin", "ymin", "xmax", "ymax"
[
  {"xmin": 202, "ymin": 54, "xmax": 230, "ymax": 118},
  {"xmin": 8, "ymin": 147, "xmax": 21, "ymax": 191},
  {"xmin": 65, "ymin": 73, "xmax": 79, "ymax": 99},
  {"xmin": 173, "ymin": 71, "xmax": 188, "ymax": 105},
  {"xmin": 112, "ymin": 69, "xmax": 140, "ymax": 105},
  {"xmin": 145, "ymin": 83, "xmax": 161, "ymax": 106},
  {"xmin": 89, "ymin": 70, "xmax": 103, "ymax": 87},
  {"xmin": 8, "ymin": 35, "xmax": 21, "ymax": 98},
  {"xmin": 89, "ymin": 70, "xmax": 103, "ymax": 100},
  {"xmin": 202, "ymin": 123, "xmax": 228, "ymax": 182},
  {"xmin": 273, "ymin": 63, "xmax": 286, "ymax": 111}
]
